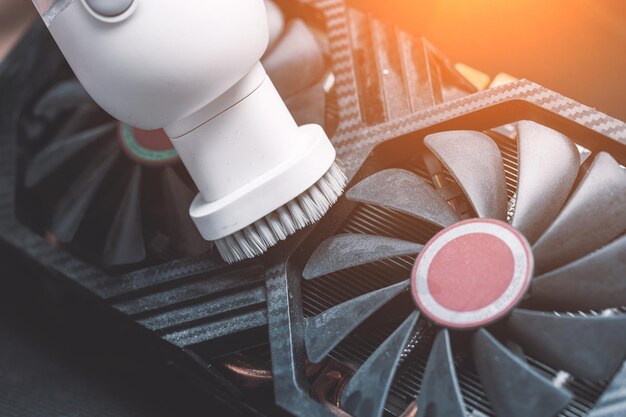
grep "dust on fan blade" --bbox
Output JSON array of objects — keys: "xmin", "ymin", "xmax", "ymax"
[
  {"xmin": 424, "ymin": 131, "xmax": 508, "ymax": 220},
  {"xmin": 530, "ymin": 234, "xmax": 626, "ymax": 311},
  {"xmin": 346, "ymin": 169, "xmax": 460, "ymax": 228},
  {"xmin": 532, "ymin": 152, "xmax": 626, "ymax": 274},
  {"xmin": 511, "ymin": 121, "xmax": 580, "ymax": 244},
  {"xmin": 303, "ymin": 234, "xmax": 422, "ymax": 280}
]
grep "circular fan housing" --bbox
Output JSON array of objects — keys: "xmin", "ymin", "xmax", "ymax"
[{"xmin": 411, "ymin": 219, "xmax": 533, "ymax": 329}]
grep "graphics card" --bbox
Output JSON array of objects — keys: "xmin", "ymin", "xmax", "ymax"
[{"xmin": 1, "ymin": 1, "xmax": 624, "ymax": 416}]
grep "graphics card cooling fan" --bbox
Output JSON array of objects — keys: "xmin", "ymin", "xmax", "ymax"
[
  {"xmin": 301, "ymin": 120, "xmax": 626, "ymax": 417},
  {"xmin": 20, "ymin": 78, "xmax": 209, "ymax": 267}
]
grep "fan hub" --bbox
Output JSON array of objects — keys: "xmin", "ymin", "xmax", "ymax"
[
  {"xmin": 411, "ymin": 219, "xmax": 533, "ymax": 329},
  {"xmin": 118, "ymin": 123, "xmax": 178, "ymax": 166}
]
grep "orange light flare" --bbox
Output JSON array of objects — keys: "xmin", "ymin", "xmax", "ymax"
[{"xmin": 349, "ymin": 0, "xmax": 626, "ymax": 118}]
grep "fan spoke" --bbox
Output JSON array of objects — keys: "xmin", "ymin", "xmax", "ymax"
[
  {"xmin": 305, "ymin": 280, "xmax": 410, "ymax": 363},
  {"xmin": 162, "ymin": 167, "xmax": 208, "ymax": 256},
  {"xmin": 425, "ymin": 131, "xmax": 507, "ymax": 220},
  {"xmin": 303, "ymin": 234, "xmax": 422, "ymax": 280},
  {"xmin": 473, "ymin": 328, "xmax": 572, "ymax": 417},
  {"xmin": 511, "ymin": 121, "xmax": 579, "ymax": 244},
  {"xmin": 346, "ymin": 169, "xmax": 460, "ymax": 228},
  {"xmin": 262, "ymin": 19, "xmax": 325, "ymax": 99},
  {"xmin": 507, "ymin": 309, "xmax": 626, "ymax": 381},
  {"xmin": 342, "ymin": 311, "xmax": 420, "ymax": 417},
  {"xmin": 530, "ymin": 234, "xmax": 626, "ymax": 311},
  {"xmin": 25, "ymin": 122, "xmax": 116, "ymax": 187},
  {"xmin": 533, "ymin": 152, "xmax": 626, "ymax": 274},
  {"xmin": 33, "ymin": 80, "xmax": 92, "ymax": 119},
  {"xmin": 102, "ymin": 166, "xmax": 145, "ymax": 266},
  {"xmin": 50, "ymin": 144, "xmax": 119, "ymax": 242},
  {"xmin": 416, "ymin": 329, "xmax": 465, "ymax": 417}
]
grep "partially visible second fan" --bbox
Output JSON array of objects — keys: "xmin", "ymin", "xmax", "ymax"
[{"xmin": 22, "ymin": 79, "xmax": 210, "ymax": 268}]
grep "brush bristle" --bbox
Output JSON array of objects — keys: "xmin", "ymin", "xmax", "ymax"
[{"xmin": 215, "ymin": 162, "xmax": 347, "ymax": 263}]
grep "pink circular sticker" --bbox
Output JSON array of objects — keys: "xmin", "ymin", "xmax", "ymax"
[{"xmin": 411, "ymin": 219, "xmax": 533, "ymax": 329}]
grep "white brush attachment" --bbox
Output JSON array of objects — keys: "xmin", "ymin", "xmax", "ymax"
[
  {"xmin": 168, "ymin": 64, "xmax": 346, "ymax": 263},
  {"xmin": 215, "ymin": 162, "xmax": 346, "ymax": 263}
]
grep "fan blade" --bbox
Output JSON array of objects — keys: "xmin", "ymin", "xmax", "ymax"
[
  {"xmin": 33, "ymin": 80, "xmax": 92, "ymax": 119},
  {"xmin": 424, "ymin": 131, "xmax": 507, "ymax": 220},
  {"xmin": 102, "ymin": 166, "xmax": 145, "ymax": 266},
  {"xmin": 261, "ymin": 19, "xmax": 325, "ymax": 99},
  {"xmin": 530, "ymin": 234, "xmax": 626, "ymax": 311},
  {"xmin": 346, "ymin": 169, "xmax": 460, "ymax": 228},
  {"xmin": 587, "ymin": 362, "xmax": 626, "ymax": 417},
  {"xmin": 265, "ymin": 0, "xmax": 285, "ymax": 52},
  {"xmin": 341, "ymin": 311, "xmax": 420, "ymax": 417},
  {"xmin": 533, "ymin": 152, "xmax": 626, "ymax": 274},
  {"xmin": 416, "ymin": 329, "xmax": 465, "ymax": 417},
  {"xmin": 162, "ymin": 167, "xmax": 208, "ymax": 256},
  {"xmin": 303, "ymin": 234, "xmax": 422, "ymax": 280},
  {"xmin": 507, "ymin": 309, "xmax": 626, "ymax": 381},
  {"xmin": 473, "ymin": 329, "xmax": 572, "ymax": 417},
  {"xmin": 511, "ymin": 121, "xmax": 579, "ymax": 244},
  {"xmin": 25, "ymin": 122, "xmax": 116, "ymax": 187},
  {"xmin": 305, "ymin": 280, "xmax": 410, "ymax": 363},
  {"xmin": 284, "ymin": 78, "xmax": 326, "ymax": 127},
  {"xmin": 50, "ymin": 144, "xmax": 119, "ymax": 242}
]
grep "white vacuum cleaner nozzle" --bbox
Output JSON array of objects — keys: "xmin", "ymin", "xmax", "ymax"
[{"xmin": 33, "ymin": 0, "xmax": 346, "ymax": 263}]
